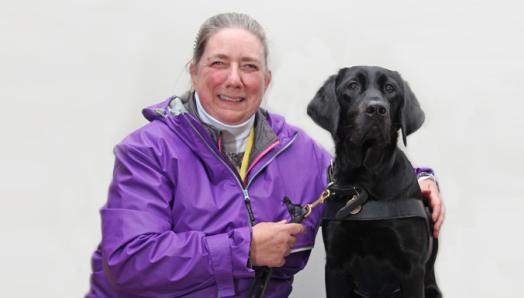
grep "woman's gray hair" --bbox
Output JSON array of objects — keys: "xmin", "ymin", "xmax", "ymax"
[{"xmin": 192, "ymin": 12, "xmax": 268, "ymax": 67}]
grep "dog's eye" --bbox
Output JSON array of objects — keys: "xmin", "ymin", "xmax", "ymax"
[
  {"xmin": 348, "ymin": 82, "xmax": 360, "ymax": 91},
  {"xmin": 384, "ymin": 83, "xmax": 396, "ymax": 93}
]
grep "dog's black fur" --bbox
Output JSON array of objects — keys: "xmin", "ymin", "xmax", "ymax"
[{"xmin": 308, "ymin": 66, "xmax": 441, "ymax": 298}]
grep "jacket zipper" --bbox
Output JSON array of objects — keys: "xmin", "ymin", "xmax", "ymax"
[
  {"xmin": 242, "ymin": 189, "xmax": 256, "ymax": 224},
  {"xmin": 241, "ymin": 136, "xmax": 296, "ymax": 225},
  {"xmin": 183, "ymin": 114, "xmax": 257, "ymax": 225},
  {"xmin": 183, "ymin": 114, "xmax": 297, "ymax": 226}
]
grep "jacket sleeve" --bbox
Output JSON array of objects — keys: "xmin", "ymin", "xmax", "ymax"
[
  {"xmin": 100, "ymin": 142, "xmax": 251, "ymax": 297},
  {"xmin": 276, "ymin": 137, "xmax": 333, "ymax": 276}
]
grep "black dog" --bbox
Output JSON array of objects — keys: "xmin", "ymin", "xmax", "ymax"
[{"xmin": 307, "ymin": 66, "xmax": 441, "ymax": 298}]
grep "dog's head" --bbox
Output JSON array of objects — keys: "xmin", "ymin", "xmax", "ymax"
[{"xmin": 307, "ymin": 66, "xmax": 424, "ymax": 148}]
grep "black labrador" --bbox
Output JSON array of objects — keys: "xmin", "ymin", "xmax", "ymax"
[{"xmin": 307, "ymin": 66, "xmax": 441, "ymax": 298}]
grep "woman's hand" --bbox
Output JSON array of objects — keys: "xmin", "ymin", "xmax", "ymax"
[
  {"xmin": 250, "ymin": 220, "xmax": 305, "ymax": 267},
  {"xmin": 419, "ymin": 179, "xmax": 445, "ymax": 238}
]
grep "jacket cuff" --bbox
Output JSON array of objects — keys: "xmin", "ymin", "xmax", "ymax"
[
  {"xmin": 205, "ymin": 227, "xmax": 252, "ymax": 297},
  {"xmin": 415, "ymin": 167, "xmax": 435, "ymax": 177},
  {"xmin": 415, "ymin": 167, "xmax": 440, "ymax": 190},
  {"xmin": 205, "ymin": 234, "xmax": 235, "ymax": 297},
  {"xmin": 230, "ymin": 226, "xmax": 253, "ymax": 273}
]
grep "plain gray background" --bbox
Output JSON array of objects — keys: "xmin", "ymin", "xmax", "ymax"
[{"xmin": 1, "ymin": 0, "xmax": 523, "ymax": 297}]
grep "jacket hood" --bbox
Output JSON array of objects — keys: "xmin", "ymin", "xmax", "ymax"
[{"xmin": 142, "ymin": 96, "xmax": 176, "ymax": 122}]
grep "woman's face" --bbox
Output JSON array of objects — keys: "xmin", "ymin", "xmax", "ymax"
[{"xmin": 190, "ymin": 28, "xmax": 271, "ymax": 125}]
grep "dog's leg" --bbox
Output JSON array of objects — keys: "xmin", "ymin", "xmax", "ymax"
[
  {"xmin": 424, "ymin": 238, "xmax": 442, "ymax": 298},
  {"xmin": 323, "ymin": 221, "xmax": 354, "ymax": 298},
  {"xmin": 399, "ymin": 267, "xmax": 425, "ymax": 298},
  {"xmin": 325, "ymin": 267, "xmax": 353, "ymax": 298}
]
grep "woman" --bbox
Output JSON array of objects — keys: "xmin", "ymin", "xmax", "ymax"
[{"xmin": 87, "ymin": 12, "xmax": 444, "ymax": 298}]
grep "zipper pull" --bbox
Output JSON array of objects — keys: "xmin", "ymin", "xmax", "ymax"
[{"xmin": 243, "ymin": 189, "xmax": 256, "ymax": 225}]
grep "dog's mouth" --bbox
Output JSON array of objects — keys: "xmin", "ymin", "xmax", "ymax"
[
  {"xmin": 361, "ymin": 122, "xmax": 390, "ymax": 145},
  {"xmin": 361, "ymin": 138, "xmax": 377, "ymax": 154}
]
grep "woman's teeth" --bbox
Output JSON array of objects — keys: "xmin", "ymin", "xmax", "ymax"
[{"xmin": 219, "ymin": 95, "xmax": 244, "ymax": 102}]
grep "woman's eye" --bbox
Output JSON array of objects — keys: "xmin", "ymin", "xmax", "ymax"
[
  {"xmin": 384, "ymin": 83, "xmax": 396, "ymax": 93},
  {"xmin": 348, "ymin": 82, "xmax": 360, "ymax": 90},
  {"xmin": 242, "ymin": 64, "xmax": 259, "ymax": 71},
  {"xmin": 210, "ymin": 61, "xmax": 226, "ymax": 67}
]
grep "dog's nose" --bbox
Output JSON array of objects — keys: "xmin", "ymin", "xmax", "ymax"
[{"xmin": 365, "ymin": 103, "xmax": 388, "ymax": 117}]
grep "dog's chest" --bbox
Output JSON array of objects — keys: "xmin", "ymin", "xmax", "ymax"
[{"xmin": 323, "ymin": 218, "xmax": 428, "ymax": 273}]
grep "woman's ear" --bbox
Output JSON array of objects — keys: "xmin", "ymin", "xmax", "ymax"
[
  {"xmin": 264, "ymin": 70, "xmax": 272, "ymax": 91},
  {"xmin": 189, "ymin": 63, "xmax": 198, "ymax": 87}
]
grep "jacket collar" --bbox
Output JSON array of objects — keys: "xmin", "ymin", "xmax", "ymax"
[{"xmin": 173, "ymin": 91, "xmax": 279, "ymax": 165}]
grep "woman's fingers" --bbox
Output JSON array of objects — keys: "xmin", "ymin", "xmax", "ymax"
[
  {"xmin": 250, "ymin": 221, "xmax": 304, "ymax": 267},
  {"xmin": 419, "ymin": 178, "xmax": 445, "ymax": 238}
]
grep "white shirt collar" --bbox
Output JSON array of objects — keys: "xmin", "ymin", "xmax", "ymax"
[{"xmin": 195, "ymin": 92, "xmax": 255, "ymax": 153}]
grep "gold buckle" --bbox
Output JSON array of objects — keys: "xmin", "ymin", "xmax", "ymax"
[{"xmin": 302, "ymin": 187, "xmax": 332, "ymax": 219}]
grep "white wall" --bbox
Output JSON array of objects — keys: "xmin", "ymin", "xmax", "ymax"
[{"xmin": 1, "ymin": 0, "xmax": 523, "ymax": 297}]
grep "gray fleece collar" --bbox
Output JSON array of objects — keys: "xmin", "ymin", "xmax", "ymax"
[{"xmin": 170, "ymin": 91, "xmax": 278, "ymax": 164}]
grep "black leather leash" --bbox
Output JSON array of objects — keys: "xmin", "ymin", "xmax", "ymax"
[{"xmin": 246, "ymin": 266, "xmax": 271, "ymax": 298}]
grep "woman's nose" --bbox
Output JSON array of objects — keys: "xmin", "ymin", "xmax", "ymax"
[{"xmin": 225, "ymin": 66, "xmax": 242, "ymax": 87}]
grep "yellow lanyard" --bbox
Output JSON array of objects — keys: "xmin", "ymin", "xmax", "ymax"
[{"xmin": 239, "ymin": 127, "xmax": 255, "ymax": 182}]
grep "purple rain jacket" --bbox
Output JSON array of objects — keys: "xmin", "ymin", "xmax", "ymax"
[{"xmin": 87, "ymin": 93, "xmax": 332, "ymax": 298}]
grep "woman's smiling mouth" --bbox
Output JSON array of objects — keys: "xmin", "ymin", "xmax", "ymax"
[{"xmin": 218, "ymin": 94, "xmax": 245, "ymax": 102}]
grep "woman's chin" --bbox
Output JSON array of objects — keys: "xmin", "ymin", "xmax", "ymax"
[{"xmin": 213, "ymin": 110, "xmax": 252, "ymax": 125}]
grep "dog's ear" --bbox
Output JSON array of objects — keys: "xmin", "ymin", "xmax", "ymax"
[
  {"xmin": 400, "ymin": 81, "xmax": 425, "ymax": 146},
  {"xmin": 307, "ymin": 74, "xmax": 340, "ymax": 136}
]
